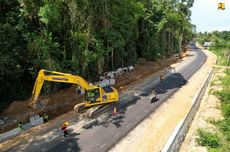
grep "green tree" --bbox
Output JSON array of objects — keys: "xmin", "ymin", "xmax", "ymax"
[{"xmin": 0, "ymin": 0, "xmax": 195, "ymax": 112}]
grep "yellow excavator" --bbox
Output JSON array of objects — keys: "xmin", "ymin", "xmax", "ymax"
[{"xmin": 30, "ymin": 69, "xmax": 119, "ymax": 117}]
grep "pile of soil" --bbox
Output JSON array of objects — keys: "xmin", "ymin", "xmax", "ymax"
[{"xmin": 0, "ymin": 53, "xmax": 181, "ymax": 134}]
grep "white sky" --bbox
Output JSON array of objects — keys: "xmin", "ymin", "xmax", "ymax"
[{"xmin": 191, "ymin": 0, "xmax": 230, "ymax": 32}]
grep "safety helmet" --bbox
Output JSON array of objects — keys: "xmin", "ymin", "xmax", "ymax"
[{"xmin": 64, "ymin": 122, "xmax": 69, "ymax": 126}]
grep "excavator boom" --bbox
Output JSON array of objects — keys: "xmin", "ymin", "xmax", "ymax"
[{"xmin": 30, "ymin": 69, "xmax": 92, "ymax": 107}]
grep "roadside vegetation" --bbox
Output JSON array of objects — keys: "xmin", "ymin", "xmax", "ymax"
[
  {"xmin": 197, "ymin": 31, "xmax": 230, "ymax": 65},
  {"xmin": 0, "ymin": 0, "xmax": 195, "ymax": 112},
  {"xmin": 196, "ymin": 31, "xmax": 230, "ymax": 151}
]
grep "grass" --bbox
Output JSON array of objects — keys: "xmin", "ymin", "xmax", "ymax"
[
  {"xmin": 210, "ymin": 80, "xmax": 216, "ymax": 87},
  {"xmin": 196, "ymin": 42, "xmax": 230, "ymax": 152},
  {"xmin": 196, "ymin": 129, "xmax": 221, "ymax": 149},
  {"xmin": 196, "ymin": 70, "xmax": 230, "ymax": 151},
  {"xmin": 210, "ymin": 47, "xmax": 229, "ymax": 66}
]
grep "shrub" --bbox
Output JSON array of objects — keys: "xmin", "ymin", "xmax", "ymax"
[{"xmin": 196, "ymin": 129, "xmax": 221, "ymax": 149}]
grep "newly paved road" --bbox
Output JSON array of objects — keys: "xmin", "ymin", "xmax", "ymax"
[{"xmin": 4, "ymin": 45, "xmax": 207, "ymax": 152}]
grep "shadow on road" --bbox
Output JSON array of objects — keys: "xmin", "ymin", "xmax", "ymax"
[
  {"xmin": 155, "ymin": 72, "xmax": 187, "ymax": 95},
  {"xmin": 81, "ymin": 68, "xmax": 189, "ymax": 132},
  {"xmin": 48, "ymin": 137, "xmax": 81, "ymax": 152},
  {"xmin": 82, "ymin": 95, "xmax": 141, "ymax": 129},
  {"xmin": 83, "ymin": 72, "xmax": 187, "ymax": 130},
  {"xmin": 137, "ymin": 72, "xmax": 187, "ymax": 96},
  {"xmin": 4, "ymin": 128, "xmax": 81, "ymax": 152},
  {"xmin": 46, "ymin": 128, "xmax": 81, "ymax": 152},
  {"xmin": 83, "ymin": 113, "xmax": 126, "ymax": 129}
]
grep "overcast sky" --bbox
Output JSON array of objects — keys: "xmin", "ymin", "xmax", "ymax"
[{"xmin": 191, "ymin": 0, "xmax": 230, "ymax": 32}]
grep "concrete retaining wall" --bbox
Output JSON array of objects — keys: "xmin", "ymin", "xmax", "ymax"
[
  {"xmin": 0, "ymin": 128, "xmax": 20, "ymax": 142},
  {"xmin": 0, "ymin": 115, "xmax": 44, "ymax": 143}
]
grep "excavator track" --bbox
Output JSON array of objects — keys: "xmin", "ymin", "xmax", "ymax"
[
  {"xmin": 74, "ymin": 103, "xmax": 114, "ymax": 118},
  {"xmin": 74, "ymin": 102, "xmax": 87, "ymax": 114},
  {"xmin": 88, "ymin": 104, "xmax": 113, "ymax": 118}
]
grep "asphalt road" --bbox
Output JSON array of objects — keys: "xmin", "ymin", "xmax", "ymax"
[{"xmin": 4, "ymin": 45, "xmax": 207, "ymax": 152}]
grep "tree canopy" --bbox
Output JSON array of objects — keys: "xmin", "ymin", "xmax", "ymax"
[{"xmin": 0, "ymin": 0, "xmax": 194, "ymax": 110}]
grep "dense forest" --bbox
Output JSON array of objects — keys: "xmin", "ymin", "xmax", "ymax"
[{"xmin": 0, "ymin": 0, "xmax": 194, "ymax": 110}]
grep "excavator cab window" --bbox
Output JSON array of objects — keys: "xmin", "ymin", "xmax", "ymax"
[
  {"xmin": 85, "ymin": 89, "xmax": 100, "ymax": 103},
  {"xmin": 102, "ymin": 86, "xmax": 114, "ymax": 93}
]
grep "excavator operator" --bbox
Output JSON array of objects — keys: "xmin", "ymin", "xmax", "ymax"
[{"xmin": 85, "ymin": 89, "xmax": 100, "ymax": 103}]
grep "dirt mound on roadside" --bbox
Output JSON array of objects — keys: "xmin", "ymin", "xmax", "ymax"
[
  {"xmin": 3, "ymin": 100, "xmax": 30, "ymax": 115},
  {"xmin": 45, "ymin": 87, "xmax": 78, "ymax": 105}
]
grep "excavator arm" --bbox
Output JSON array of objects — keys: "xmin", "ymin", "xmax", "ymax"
[{"xmin": 30, "ymin": 69, "xmax": 93, "ymax": 107}]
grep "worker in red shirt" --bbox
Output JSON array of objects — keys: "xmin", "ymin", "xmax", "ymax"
[{"xmin": 61, "ymin": 122, "xmax": 69, "ymax": 138}]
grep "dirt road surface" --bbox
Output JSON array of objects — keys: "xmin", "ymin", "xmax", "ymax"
[{"xmin": 109, "ymin": 49, "xmax": 216, "ymax": 152}]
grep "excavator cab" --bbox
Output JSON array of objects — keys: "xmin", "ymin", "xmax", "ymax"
[
  {"xmin": 85, "ymin": 88, "xmax": 101, "ymax": 103},
  {"xmin": 84, "ymin": 86, "xmax": 118, "ymax": 107}
]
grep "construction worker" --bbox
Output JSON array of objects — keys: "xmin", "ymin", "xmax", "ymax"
[
  {"xmin": 42, "ymin": 112, "xmax": 49, "ymax": 123},
  {"xmin": 60, "ymin": 122, "xmax": 69, "ymax": 138},
  {"xmin": 160, "ymin": 73, "xmax": 163, "ymax": 81},
  {"xmin": 18, "ymin": 122, "xmax": 24, "ymax": 131},
  {"xmin": 87, "ymin": 91, "xmax": 95, "ymax": 100},
  {"xmin": 112, "ymin": 107, "xmax": 117, "ymax": 116},
  {"xmin": 150, "ymin": 90, "xmax": 157, "ymax": 103}
]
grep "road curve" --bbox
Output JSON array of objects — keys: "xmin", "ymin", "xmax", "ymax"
[{"xmin": 4, "ymin": 46, "xmax": 207, "ymax": 152}]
